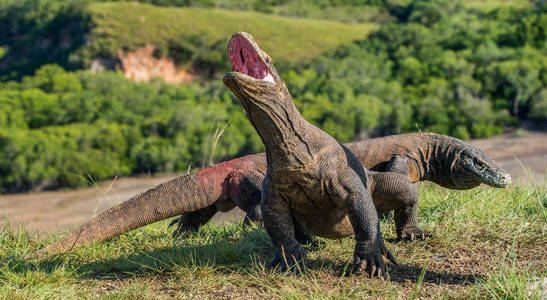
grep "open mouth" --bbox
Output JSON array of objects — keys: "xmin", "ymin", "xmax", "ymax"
[{"xmin": 228, "ymin": 34, "xmax": 275, "ymax": 84}]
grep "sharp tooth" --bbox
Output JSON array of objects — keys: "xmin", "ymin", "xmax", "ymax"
[{"xmin": 263, "ymin": 73, "xmax": 275, "ymax": 84}]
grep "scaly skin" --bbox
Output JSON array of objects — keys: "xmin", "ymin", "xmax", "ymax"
[
  {"xmin": 170, "ymin": 154, "xmax": 266, "ymax": 236},
  {"xmin": 23, "ymin": 37, "xmax": 406, "ymax": 265},
  {"xmin": 349, "ymin": 133, "xmax": 512, "ymax": 240},
  {"xmin": 171, "ymin": 133, "xmax": 511, "ymax": 241},
  {"xmin": 223, "ymin": 32, "xmax": 398, "ymax": 277},
  {"xmin": 25, "ymin": 154, "xmax": 266, "ymax": 260}
]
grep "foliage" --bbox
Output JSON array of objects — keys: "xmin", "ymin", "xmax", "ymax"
[
  {"xmin": 82, "ymin": 2, "xmax": 376, "ymax": 72},
  {"xmin": 0, "ymin": 65, "xmax": 262, "ymax": 192},
  {"xmin": 283, "ymin": 0, "xmax": 546, "ymax": 138},
  {"xmin": 90, "ymin": 0, "xmax": 395, "ymax": 23},
  {"xmin": 0, "ymin": 0, "xmax": 91, "ymax": 80},
  {"xmin": 0, "ymin": 0, "xmax": 377, "ymax": 80}
]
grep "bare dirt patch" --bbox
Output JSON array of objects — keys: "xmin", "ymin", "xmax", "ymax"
[
  {"xmin": 1, "ymin": 131, "xmax": 545, "ymax": 234},
  {"xmin": 470, "ymin": 131, "xmax": 547, "ymax": 183}
]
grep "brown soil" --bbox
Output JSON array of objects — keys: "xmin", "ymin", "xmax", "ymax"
[
  {"xmin": 1, "ymin": 131, "xmax": 545, "ymax": 234},
  {"xmin": 469, "ymin": 131, "xmax": 547, "ymax": 183}
]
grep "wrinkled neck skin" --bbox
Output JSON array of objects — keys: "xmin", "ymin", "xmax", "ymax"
[
  {"xmin": 415, "ymin": 140, "xmax": 465, "ymax": 189},
  {"xmin": 233, "ymin": 80, "xmax": 316, "ymax": 168}
]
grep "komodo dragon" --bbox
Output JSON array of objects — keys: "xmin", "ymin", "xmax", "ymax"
[
  {"xmin": 223, "ymin": 32, "xmax": 402, "ymax": 277},
  {"xmin": 169, "ymin": 133, "xmax": 511, "ymax": 242}
]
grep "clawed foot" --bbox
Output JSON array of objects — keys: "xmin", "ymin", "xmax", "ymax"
[
  {"xmin": 268, "ymin": 246, "xmax": 308, "ymax": 273},
  {"xmin": 168, "ymin": 218, "xmax": 198, "ymax": 238},
  {"xmin": 350, "ymin": 239, "xmax": 398, "ymax": 279},
  {"xmin": 397, "ymin": 227, "xmax": 430, "ymax": 242}
]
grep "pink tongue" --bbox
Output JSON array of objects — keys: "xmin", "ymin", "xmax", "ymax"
[
  {"xmin": 240, "ymin": 44, "xmax": 264, "ymax": 79},
  {"xmin": 229, "ymin": 37, "xmax": 267, "ymax": 80}
]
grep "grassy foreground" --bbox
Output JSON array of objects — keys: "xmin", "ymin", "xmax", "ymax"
[{"xmin": 1, "ymin": 182, "xmax": 546, "ymax": 299}]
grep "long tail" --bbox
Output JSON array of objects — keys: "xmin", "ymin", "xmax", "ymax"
[{"xmin": 26, "ymin": 172, "xmax": 215, "ymax": 260}]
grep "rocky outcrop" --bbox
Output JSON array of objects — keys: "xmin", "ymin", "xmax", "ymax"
[{"xmin": 115, "ymin": 44, "xmax": 193, "ymax": 84}]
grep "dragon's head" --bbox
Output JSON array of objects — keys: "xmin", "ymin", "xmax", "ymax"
[
  {"xmin": 449, "ymin": 140, "xmax": 511, "ymax": 189},
  {"xmin": 223, "ymin": 32, "xmax": 291, "ymax": 113}
]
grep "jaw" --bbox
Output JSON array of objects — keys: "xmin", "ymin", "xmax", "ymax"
[
  {"xmin": 227, "ymin": 32, "xmax": 275, "ymax": 84},
  {"xmin": 223, "ymin": 32, "xmax": 284, "ymax": 109},
  {"xmin": 223, "ymin": 32, "xmax": 308, "ymax": 162},
  {"xmin": 451, "ymin": 178, "xmax": 481, "ymax": 190},
  {"xmin": 474, "ymin": 170, "xmax": 511, "ymax": 188},
  {"xmin": 451, "ymin": 143, "xmax": 512, "ymax": 189},
  {"xmin": 457, "ymin": 166, "xmax": 511, "ymax": 189},
  {"xmin": 223, "ymin": 71, "xmax": 275, "ymax": 101},
  {"xmin": 224, "ymin": 32, "xmax": 277, "ymax": 88}
]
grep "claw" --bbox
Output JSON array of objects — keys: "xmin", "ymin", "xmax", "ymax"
[
  {"xmin": 171, "ymin": 225, "xmax": 197, "ymax": 238},
  {"xmin": 397, "ymin": 228, "xmax": 430, "ymax": 242},
  {"xmin": 385, "ymin": 249, "xmax": 398, "ymax": 265},
  {"xmin": 377, "ymin": 268, "xmax": 384, "ymax": 279},
  {"xmin": 353, "ymin": 239, "xmax": 396, "ymax": 279},
  {"xmin": 268, "ymin": 246, "xmax": 307, "ymax": 274},
  {"xmin": 168, "ymin": 218, "xmax": 179, "ymax": 227},
  {"xmin": 369, "ymin": 264, "xmax": 377, "ymax": 278},
  {"xmin": 351, "ymin": 256, "xmax": 362, "ymax": 274}
]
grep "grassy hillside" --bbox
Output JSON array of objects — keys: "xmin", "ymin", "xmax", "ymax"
[
  {"xmin": 86, "ymin": 2, "xmax": 377, "ymax": 64},
  {"xmin": 2, "ymin": 183, "xmax": 546, "ymax": 298},
  {"xmin": 463, "ymin": 0, "xmax": 533, "ymax": 11}
]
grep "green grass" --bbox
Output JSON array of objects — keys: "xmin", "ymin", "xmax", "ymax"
[
  {"xmin": 86, "ymin": 2, "xmax": 377, "ymax": 64},
  {"xmin": 1, "ymin": 182, "xmax": 546, "ymax": 299},
  {"xmin": 463, "ymin": 0, "xmax": 533, "ymax": 11}
]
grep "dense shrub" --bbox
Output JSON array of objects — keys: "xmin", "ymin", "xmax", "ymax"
[
  {"xmin": 0, "ymin": 66, "xmax": 262, "ymax": 192},
  {"xmin": 0, "ymin": 0, "xmax": 91, "ymax": 80},
  {"xmin": 284, "ymin": 0, "xmax": 545, "ymax": 138}
]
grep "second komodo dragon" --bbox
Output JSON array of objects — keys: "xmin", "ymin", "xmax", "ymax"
[{"xmin": 169, "ymin": 133, "xmax": 511, "ymax": 241}]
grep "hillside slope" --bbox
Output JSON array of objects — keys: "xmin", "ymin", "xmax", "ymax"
[{"xmin": 86, "ymin": 2, "xmax": 377, "ymax": 65}]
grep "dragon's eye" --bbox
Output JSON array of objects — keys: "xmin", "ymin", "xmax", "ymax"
[
  {"xmin": 265, "ymin": 57, "xmax": 271, "ymax": 64},
  {"xmin": 474, "ymin": 159, "xmax": 485, "ymax": 170}
]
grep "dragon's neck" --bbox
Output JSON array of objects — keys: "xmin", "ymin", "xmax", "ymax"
[
  {"xmin": 415, "ymin": 134, "xmax": 461, "ymax": 188},
  {"xmin": 244, "ymin": 85, "xmax": 315, "ymax": 167}
]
